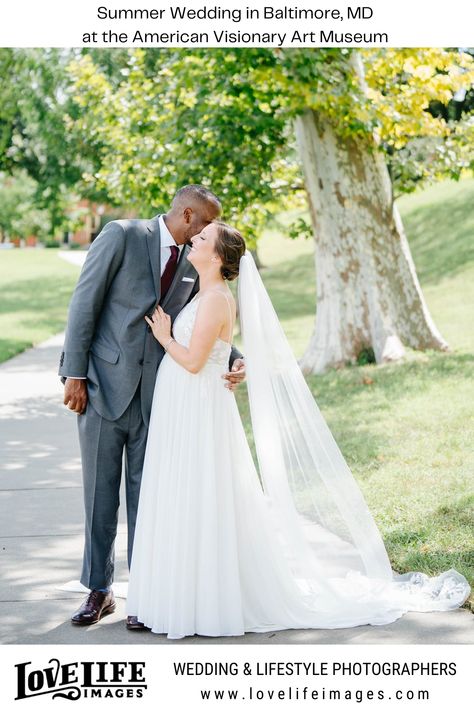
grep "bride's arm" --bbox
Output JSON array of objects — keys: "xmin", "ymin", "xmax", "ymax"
[{"xmin": 145, "ymin": 293, "xmax": 230, "ymax": 374}]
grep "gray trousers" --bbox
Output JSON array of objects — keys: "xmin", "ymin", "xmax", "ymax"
[{"xmin": 77, "ymin": 382, "xmax": 148, "ymax": 590}]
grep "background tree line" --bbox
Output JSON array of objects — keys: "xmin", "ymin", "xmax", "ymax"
[{"xmin": 0, "ymin": 47, "xmax": 473, "ymax": 372}]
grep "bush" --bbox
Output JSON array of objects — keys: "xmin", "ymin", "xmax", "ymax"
[{"xmin": 356, "ymin": 347, "xmax": 376, "ymax": 366}]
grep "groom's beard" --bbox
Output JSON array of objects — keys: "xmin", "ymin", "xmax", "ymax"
[
  {"xmin": 181, "ymin": 228, "xmax": 193, "ymax": 245},
  {"xmin": 183, "ymin": 222, "xmax": 209, "ymax": 244}
]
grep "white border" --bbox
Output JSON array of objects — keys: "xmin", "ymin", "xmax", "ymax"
[
  {"xmin": 1, "ymin": 644, "xmax": 472, "ymax": 709},
  {"xmin": 1, "ymin": 0, "xmax": 473, "ymax": 47}
]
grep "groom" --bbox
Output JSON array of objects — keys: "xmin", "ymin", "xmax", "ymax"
[{"xmin": 59, "ymin": 185, "xmax": 245, "ymax": 629}]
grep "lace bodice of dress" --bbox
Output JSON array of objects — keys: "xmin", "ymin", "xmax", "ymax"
[{"xmin": 172, "ymin": 294, "xmax": 232, "ymax": 368}]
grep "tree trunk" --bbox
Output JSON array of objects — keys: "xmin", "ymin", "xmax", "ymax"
[{"xmin": 294, "ymin": 109, "xmax": 449, "ymax": 374}]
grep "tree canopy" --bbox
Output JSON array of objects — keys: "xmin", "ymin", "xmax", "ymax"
[
  {"xmin": 1, "ymin": 47, "xmax": 472, "ymax": 240},
  {"xmin": 64, "ymin": 47, "xmax": 474, "ymax": 235}
]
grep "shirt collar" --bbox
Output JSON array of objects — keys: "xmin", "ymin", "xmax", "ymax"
[{"xmin": 159, "ymin": 214, "xmax": 181, "ymax": 249}]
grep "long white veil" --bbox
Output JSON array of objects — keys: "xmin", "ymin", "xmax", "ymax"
[{"xmin": 237, "ymin": 251, "xmax": 470, "ymax": 612}]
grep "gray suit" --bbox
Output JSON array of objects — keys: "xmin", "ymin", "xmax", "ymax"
[{"xmin": 59, "ymin": 214, "xmax": 241, "ymax": 589}]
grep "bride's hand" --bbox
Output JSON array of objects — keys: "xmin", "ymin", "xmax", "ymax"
[{"xmin": 145, "ymin": 306, "xmax": 172, "ymax": 346}]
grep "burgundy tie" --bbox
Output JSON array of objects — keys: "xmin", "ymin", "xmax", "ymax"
[{"xmin": 160, "ymin": 246, "xmax": 179, "ymax": 301}]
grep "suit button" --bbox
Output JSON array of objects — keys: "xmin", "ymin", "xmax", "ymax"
[{"xmin": 138, "ymin": 359, "xmax": 144, "ymax": 366}]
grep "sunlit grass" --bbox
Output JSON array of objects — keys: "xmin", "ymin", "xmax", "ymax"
[{"xmin": 0, "ymin": 250, "xmax": 81, "ymax": 362}]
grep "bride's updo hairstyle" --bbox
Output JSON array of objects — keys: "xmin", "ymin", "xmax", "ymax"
[{"xmin": 214, "ymin": 221, "xmax": 246, "ymax": 281}]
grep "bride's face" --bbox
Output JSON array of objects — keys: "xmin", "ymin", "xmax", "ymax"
[{"xmin": 188, "ymin": 223, "xmax": 221, "ymax": 270}]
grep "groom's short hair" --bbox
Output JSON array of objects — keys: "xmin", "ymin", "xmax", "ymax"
[{"xmin": 172, "ymin": 184, "xmax": 221, "ymax": 211}]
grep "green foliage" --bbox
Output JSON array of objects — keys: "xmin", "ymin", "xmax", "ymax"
[
  {"xmin": 67, "ymin": 49, "xmax": 293, "ymax": 240},
  {"xmin": 65, "ymin": 48, "xmax": 370, "ymax": 238},
  {"xmin": 0, "ymin": 50, "xmax": 17, "ymax": 160},
  {"xmin": 0, "ymin": 170, "xmax": 86, "ymax": 242},
  {"xmin": 1, "ymin": 48, "xmax": 472, "ymax": 244},
  {"xmin": 362, "ymin": 48, "xmax": 474, "ymax": 192},
  {"xmin": 287, "ymin": 215, "xmax": 313, "ymax": 241},
  {"xmin": 387, "ymin": 133, "xmax": 471, "ymax": 196},
  {"xmin": 66, "ymin": 47, "xmax": 474, "ymax": 238},
  {"xmin": 0, "ymin": 171, "xmax": 51, "ymax": 240},
  {"xmin": 356, "ymin": 347, "xmax": 376, "ymax": 366},
  {"xmin": 363, "ymin": 49, "xmax": 474, "ymax": 147},
  {"xmin": 0, "ymin": 48, "xmax": 101, "ymax": 233},
  {"xmin": 13, "ymin": 208, "xmax": 51, "ymax": 241}
]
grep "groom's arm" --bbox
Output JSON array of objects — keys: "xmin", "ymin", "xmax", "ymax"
[
  {"xmin": 225, "ymin": 346, "xmax": 245, "ymax": 391},
  {"xmin": 229, "ymin": 345, "xmax": 243, "ymax": 367},
  {"xmin": 59, "ymin": 221, "xmax": 126, "ymax": 384}
]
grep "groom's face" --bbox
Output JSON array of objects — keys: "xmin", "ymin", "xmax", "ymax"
[{"xmin": 183, "ymin": 200, "xmax": 221, "ymax": 244}]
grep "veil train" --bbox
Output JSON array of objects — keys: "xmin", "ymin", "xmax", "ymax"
[{"xmin": 236, "ymin": 250, "xmax": 470, "ymax": 615}]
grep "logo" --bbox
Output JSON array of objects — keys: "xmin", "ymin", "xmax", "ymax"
[{"xmin": 15, "ymin": 659, "xmax": 147, "ymax": 700}]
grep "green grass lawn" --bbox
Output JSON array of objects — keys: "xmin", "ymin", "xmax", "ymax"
[
  {"xmin": 1, "ymin": 177, "xmax": 473, "ymax": 608},
  {"xmin": 0, "ymin": 249, "xmax": 81, "ymax": 362}
]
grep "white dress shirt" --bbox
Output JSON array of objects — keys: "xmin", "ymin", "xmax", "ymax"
[{"xmin": 159, "ymin": 214, "xmax": 183, "ymax": 275}]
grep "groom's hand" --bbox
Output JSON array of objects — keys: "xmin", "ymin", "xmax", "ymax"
[
  {"xmin": 63, "ymin": 378, "xmax": 88, "ymax": 414},
  {"xmin": 222, "ymin": 358, "xmax": 246, "ymax": 391}
]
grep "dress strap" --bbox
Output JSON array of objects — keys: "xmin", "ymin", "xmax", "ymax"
[{"xmin": 203, "ymin": 289, "xmax": 234, "ymax": 344}]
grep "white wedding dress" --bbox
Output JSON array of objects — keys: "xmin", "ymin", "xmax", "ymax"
[{"xmin": 125, "ymin": 264, "xmax": 470, "ymax": 639}]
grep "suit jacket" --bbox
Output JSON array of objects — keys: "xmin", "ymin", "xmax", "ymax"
[{"xmin": 58, "ymin": 214, "xmax": 242, "ymax": 424}]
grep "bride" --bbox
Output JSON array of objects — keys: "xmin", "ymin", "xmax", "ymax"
[{"xmin": 125, "ymin": 220, "xmax": 470, "ymax": 639}]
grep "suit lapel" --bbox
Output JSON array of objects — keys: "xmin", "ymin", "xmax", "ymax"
[
  {"xmin": 145, "ymin": 214, "xmax": 162, "ymax": 303},
  {"xmin": 160, "ymin": 244, "xmax": 196, "ymax": 310}
]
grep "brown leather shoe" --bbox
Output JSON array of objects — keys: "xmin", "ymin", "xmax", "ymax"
[
  {"xmin": 71, "ymin": 590, "xmax": 116, "ymax": 626},
  {"xmin": 126, "ymin": 615, "xmax": 149, "ymax": 631}
]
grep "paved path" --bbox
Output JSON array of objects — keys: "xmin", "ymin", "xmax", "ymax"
[
  {"xmin": 58, "ymin": 250, "xmax": 87, "ymax": 267},
  {"xmin": 0, "ymin": 337, "xmax": 472, "ymax": 645}
]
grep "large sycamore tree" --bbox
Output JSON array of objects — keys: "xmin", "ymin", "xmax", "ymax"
[
  {"xmin": 291, "ymin": 49, "xmax": 474, "ymax": 372},
  {"xmin": 67, "ymin": 48, "xmax": 474, "ymax": 373}
]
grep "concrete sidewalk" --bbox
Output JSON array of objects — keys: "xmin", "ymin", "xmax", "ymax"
[{"xmin": 0, "ymin": 336, "xmax": 472, "ymax": 645}]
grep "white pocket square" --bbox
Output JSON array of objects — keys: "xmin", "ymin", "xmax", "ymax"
[{"xmin": 181, "ymin": 276, "xmax": 195, "ymax": 282}]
